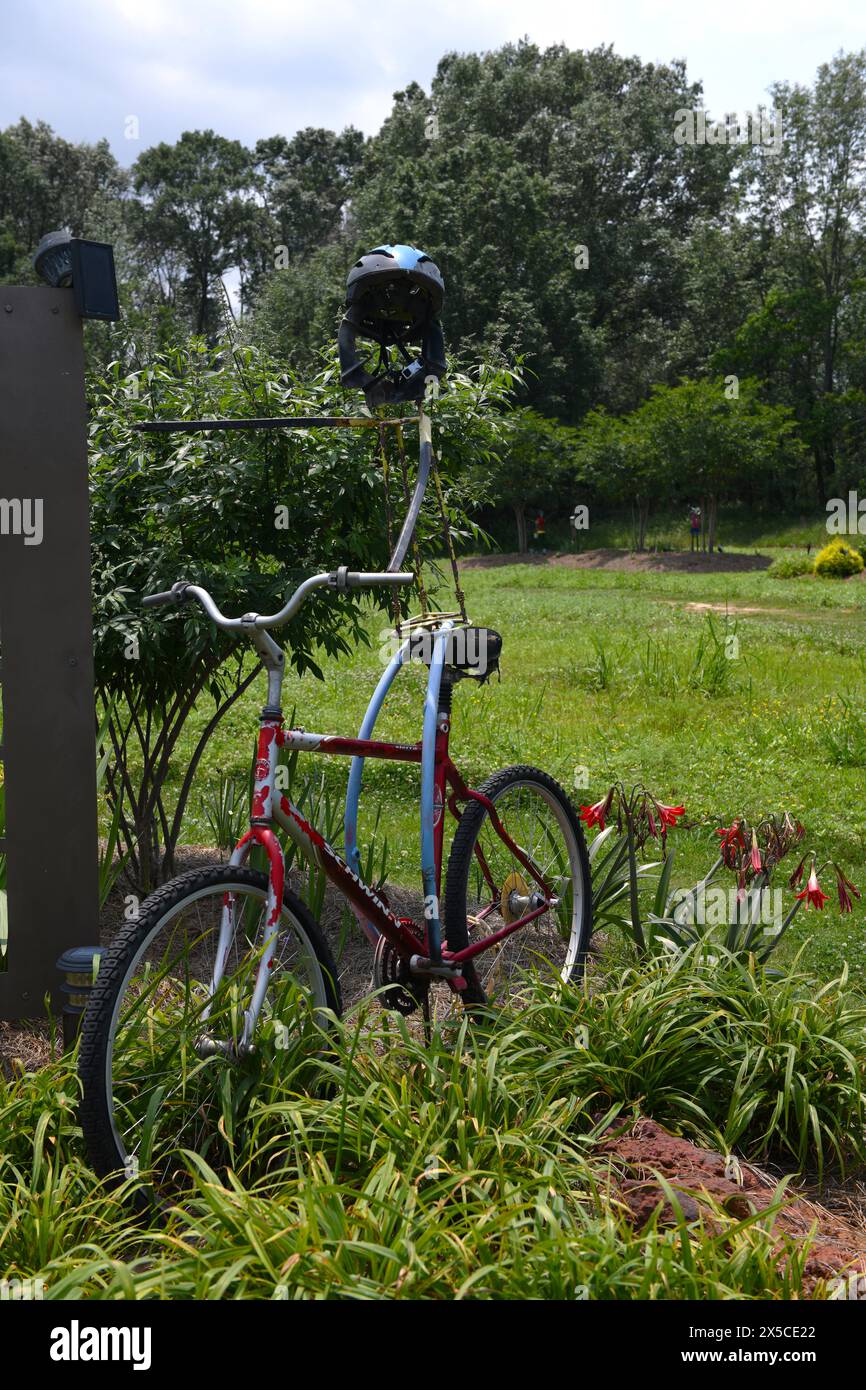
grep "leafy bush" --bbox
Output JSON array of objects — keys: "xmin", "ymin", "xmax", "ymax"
[
  {"xmin": 811, "ymin": 696, "xmax": 866, "ymax": 767},
  {"xmin": 558, "ymin": 951, "xmax": 866, "ymax": 1179},
  {"xmin": 90, "ymin": 338, "xmax": 514, "ymax": 888},
  {"xmin": 813, "ymin": 538, "xmax": 864, "ymax": 577},
  {"xmin": 767, "ymin": 553, "xmax": 814, "ymax": 578}
]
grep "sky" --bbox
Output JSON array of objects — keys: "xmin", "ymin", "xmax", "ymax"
[{"xmin": 1, "ymin": 0, "xmax": 862, "ymax": 161}]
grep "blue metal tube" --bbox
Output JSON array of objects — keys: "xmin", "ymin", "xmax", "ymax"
[
  {"xmin": 420, "ymin": 622, "xmax": 453, "ymax": 961},
  {"xmin": 343, "ymin": 635, "xmax": 412, "ymax": 899}
]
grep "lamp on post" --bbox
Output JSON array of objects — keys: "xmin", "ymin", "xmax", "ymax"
[{"xmin": 33, "ymin": 228, "xmax": 120, "ymax": 321}]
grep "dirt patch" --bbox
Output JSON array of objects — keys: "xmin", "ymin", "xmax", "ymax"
[
  {"xmin": 678, "ymin": 600, "xmax": 837, "ymax": 621},
  {"xmin": 462, "ymin": 548, "xmax": 772, "ymax": 574},
  {"xmin": 600, "ymin": 1115, "xmax": 866, "ymax": 1296}
]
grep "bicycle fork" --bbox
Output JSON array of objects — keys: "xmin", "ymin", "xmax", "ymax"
[{"xmin": 204, "ymin": 625, "xmax": 288, "ymax": 1057}]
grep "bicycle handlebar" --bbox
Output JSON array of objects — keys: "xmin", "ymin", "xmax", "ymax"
[{"xmin": 142, "ymin": 569, "xmax": 414, "ymax": 632}]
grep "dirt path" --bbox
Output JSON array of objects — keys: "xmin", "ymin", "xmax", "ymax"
[{"xmin": 462, "ymin": 548, "xmax": 773, "ymax": 573}]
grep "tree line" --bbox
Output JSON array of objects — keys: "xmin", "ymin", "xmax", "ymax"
[{"xmin": 2, "ymin": 39, "xmax": 865, "ymax": 538}]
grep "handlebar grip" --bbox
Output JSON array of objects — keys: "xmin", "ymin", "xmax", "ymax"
[
  {"xmin": 142, "ymin": 583, "xmax": 192, "ymax": 608},
  {"xmin": 336, "ymin": 570, "xmax": 414, "ymax": 590}
]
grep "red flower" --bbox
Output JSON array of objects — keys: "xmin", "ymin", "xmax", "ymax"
[
  {"xmin": 646, "ymin": 805, "xmax": 657, "ymax": 838},
  {"xmin": 796, "ymin": 867, "xmax": 829, "ymax": 910},
  {"xmin": 789, "ymin": 855, "xmax": 807, "ymax": 889},
  {"xmin": 836, "ymin": 870, "xmax": 861, "ymax": 914},
  {"xmin": 658, "ymin": 802, "xmax": 685, "ymax": 828},
  {"xmin": 750, "ymin": 830, "xmax": 762, "ymax": 874},
  {"xmin": 580, "ymin": 790, "xmax": 613, "ymax": 831},
  {"xmin": 716, "ymin": 820, "xmax": 746, "ymax": 867}
]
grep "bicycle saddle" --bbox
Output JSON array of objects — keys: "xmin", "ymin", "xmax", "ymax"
[{"xmin": 416, "ymin": 626, "xmax": 502, "ymax": 682}]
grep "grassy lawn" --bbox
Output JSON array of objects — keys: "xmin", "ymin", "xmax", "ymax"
[
  {"xmin": 167, "ymin": 556, "xmax": 866, "ymax": 983},
  {"xmin": 6, "ymin": 545, "xmax": 866, "ymax": 1303}
]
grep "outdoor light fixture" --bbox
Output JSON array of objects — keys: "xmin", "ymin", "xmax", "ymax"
[
  {"xmin": 56, "ymin": 946, "xmax": 102, "ymax": 1048},
  {"xmin": 33, "ymin": 228, "xmax": 120, "ymax": 321}
]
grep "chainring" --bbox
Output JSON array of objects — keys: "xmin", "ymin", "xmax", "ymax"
[{"xmin": 372, "ymin": 933, "xmax": 426, "ymax": 1015}]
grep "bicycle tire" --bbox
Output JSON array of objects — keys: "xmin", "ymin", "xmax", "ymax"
[
  {"xmin": 79, "ymin": 863, "xmax": 341, "ymax": 1187},
  {"xmin": 444, "ymin": 764, "xmax": 592, "ymax": 1006}
]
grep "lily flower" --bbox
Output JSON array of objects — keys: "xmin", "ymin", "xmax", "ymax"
[
  {"xmin": 750, "ymin": 830, "xmax": 762, "ymax": 874},
  {"xmin": 835, "ymin": 868, "xmax": 860, "ymax": 914},
  {"xmin": 658, "ymin": 802, "xmax": 686, "ymax": 828},
  {"xmin": 789, "ymin": 855, "xmax": 807, "ymax": 889},
  {"xmin": 716, "ymin": 820, "xmax": 746, "ymax": 867},
  {"xmin": 796, "ymin": 866, "xmax": 829, "ymax": 910},
  {"xmin": 580, "ymin": 788, "xmax": 614, "ymax": 831}
]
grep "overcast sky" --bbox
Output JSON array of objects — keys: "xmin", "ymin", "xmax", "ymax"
[{"xmin": 2, "ymin": 0, "xmax": 862, "ymax": 161}]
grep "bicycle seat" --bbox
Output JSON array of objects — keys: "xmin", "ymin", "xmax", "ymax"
[{"xmin": 416, "ymin": 625, "xmax": 502, "ymax": 682}]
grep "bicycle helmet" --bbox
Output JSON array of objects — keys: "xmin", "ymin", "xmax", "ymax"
[{"xmin": 339, "ymin": 244, "xmax": 446, "ymax": 408}]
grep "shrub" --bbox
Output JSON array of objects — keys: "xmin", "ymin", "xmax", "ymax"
[
  {"xmin": 813, "ymin": 538, "xmax": 864, "ymax": 578},
  {"xmin": 767, "ymin": 553, "xmax": 814, "ymax": 578},
  {"xmin": 90, "ymin": 340, "xmax": 513, "ymax": 888}
]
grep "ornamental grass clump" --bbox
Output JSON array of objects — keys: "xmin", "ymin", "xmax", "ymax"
[{"xmin": 767, "ymin": 553, "xmax": 814, "ymax": 578}]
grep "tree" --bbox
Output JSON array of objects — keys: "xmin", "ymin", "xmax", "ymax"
[
  {"xmin": 252, "ymin": 127, "xmax": 363, "ymax": 278},
  {"xmin": 0, "ymin": 118, "xmax": 126, "ymax": 281},
  {"xmin": 575, "ymin": 407, "xmax": 668, "ymax": 551},
  {"xmin": 634, "ymin": 378, "xmax": 807, "ymax": 551},
  {"xmin": 250, "ymin": 41, "xmax": 735, "ymax": 414},
  {"xmin": 725, "ymin": 50, "xmax": 866, "ymax": 501},
  {"xmin": 130, "ymin": 130, "xmax": 258, "ymax": 337},
  {"xmin": 485, "ymin": 407, "xmax": 579, "ymax": 551}
]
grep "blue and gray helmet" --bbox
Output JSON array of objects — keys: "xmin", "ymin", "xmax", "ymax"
[{"xmin": 339, "ymin": 244, "xmax": 446, "ymax": 407}]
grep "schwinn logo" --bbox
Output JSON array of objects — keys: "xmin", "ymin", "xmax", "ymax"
[
  {"xmin": 320, "ymin": 838, "xmax": 397, "ymax": 923},
  {"xmin": 50, "ymin": 1320, "xmax": 152, "ymax": 1370}
]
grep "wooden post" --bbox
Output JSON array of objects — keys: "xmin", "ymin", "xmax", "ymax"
[{"xmin": 0, "ymin": 287, "xmax": 99, "ymax": 1019}]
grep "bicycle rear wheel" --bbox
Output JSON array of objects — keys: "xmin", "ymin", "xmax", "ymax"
[
  {"xmin": 79, "ymin": 864, "xmax": 340, "ymax": 1197},
  {"xmin": 444, "ymin": 765, "xmax": 591, "ymax": 1006}
]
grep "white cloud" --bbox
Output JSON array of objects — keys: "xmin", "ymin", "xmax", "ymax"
[{"xmin": 1, "ymin": 0, "xmax": 862, "ymax": 161}]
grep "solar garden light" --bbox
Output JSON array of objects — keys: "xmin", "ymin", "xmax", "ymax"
[
  {"xmin": 32, "ymin": 228, "xmax": 120, "ymax": 321},
  {"xmin": 55, "ymin": 946, "xmax": 102, "ymax": 1049}
]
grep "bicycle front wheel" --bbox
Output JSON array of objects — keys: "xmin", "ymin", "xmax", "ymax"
[
  {"xmin": 79, "ymin": 864, "xmax": 340, "ymax": 1196},
  {"xmin": 444, "ymin": 765, "xmax": 591, "ymax": 1006}
]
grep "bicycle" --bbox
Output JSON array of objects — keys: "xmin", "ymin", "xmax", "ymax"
[{"xmin": 79, "ymin": 488, "xmax": 591, "ymax": 1197}]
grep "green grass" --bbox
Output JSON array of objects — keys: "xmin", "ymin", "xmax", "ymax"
[
  {"xmin": 2, "ymin": 958, "xmax": 861, "ymax": 1300},
  {"xmin": 162, "ymin": 557, "xmax": 866, "ymax": 981},
  {"xmin": 6, "ymin": 532, "xmax": 864, "ymax": 1301}
]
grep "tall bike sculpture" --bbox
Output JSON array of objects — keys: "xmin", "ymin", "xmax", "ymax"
[{"xmin": 79, "ymin": 247, "xmax": 592, "ymax": 1195}]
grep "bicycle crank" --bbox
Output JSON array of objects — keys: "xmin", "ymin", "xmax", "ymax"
[{"xmin": 372, "ymin": 936, "xmax": 427, "ymax": 1015}]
